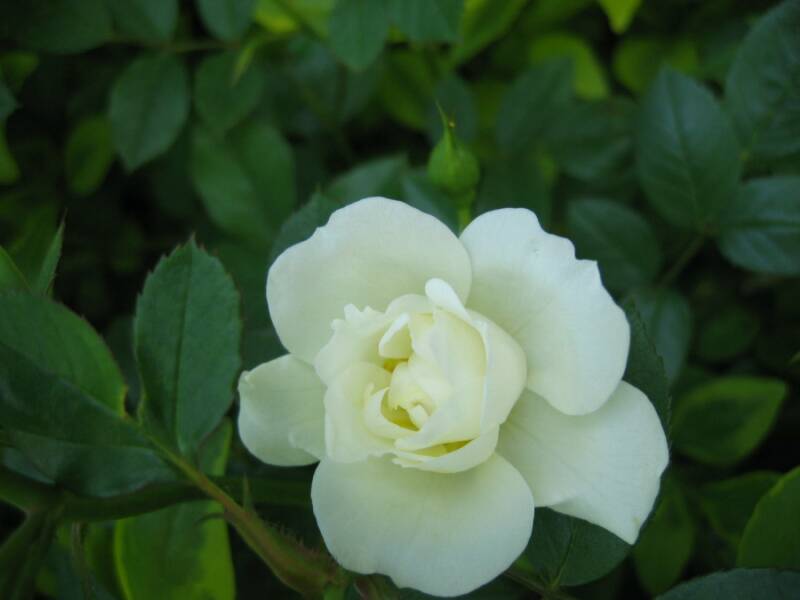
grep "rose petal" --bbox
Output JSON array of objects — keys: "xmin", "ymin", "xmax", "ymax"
[
  {"xmin": 311, "ymin": 454, "xmax": 534, "ymax": 597},
  {"xmin": 268, "ymin": 197, "xmax": 472, "ymax": 364},
  {"xmin": 237, "ymin": 355, "xmax": 325, "ymax": 466},
  {"xmin": 497, "ymin": 382, "xmax": 668, "ymax": 544},
  {"xmin": 461, "ymin": 208, "xmax": 629, "ymax": 416}
]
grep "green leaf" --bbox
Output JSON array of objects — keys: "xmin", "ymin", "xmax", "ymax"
[
  {"xmin": 388, "ymin": 0, "xmax": 463, "ymax": 42},
  {"xmin": 191, "ymin": 121, "xmax": 295, "ymax": 245},
  {"xmin": 717, "ymin": 177, "xmax": 800, "ymax": 276},
  {"xmin": 106, "ymin": 0, "xmax": 178, "ymax": 42},
  {"xmin": 65, "ymin": 115, "xmax": 114, "ymax": 197},
  {"xmin": 567, "ymin": 198, "xmax": 662, "ymax": 293},
  {"xmin": 8, "ymin": 211, "xmax": 63, "ymax": 295},
  {"xmin": 0, "ymin": 247, "xmax": 28, "ymax": 292},
  {"xmin": 636, "ymin": 68, "xmax": 741, "ymax": 230},
  {"xmin": 449, "ymin": 0, "xmax": 527, "ymax": 65},
  {"xmin": 656, "ymin": 569, "xmax": 800, "ymax": 600},
  {"xmin": 612, "ymin": 37, "xmax": 699, "ymax": 95},
  {"xmin": 401, "ymin": 171, "xmax": 459, "ymax": 232},
  {"xmin": 378, "ymin": 50, "xmax": 437, "ymax": 130},
  {"xmin": 3, "ymin": 0, "xmax": 112, "ymax": 54},
  {"xmin": 725, "ymin": 0, "xmax": 800, "ymax": 162},
  {"xmin": 194, "ymin": 51, "xmax": 264, "ymax": 134},
  {"xmin": 134, "ymin": 241, "xmax": 241, "ymax": 456},
  {"xmin": 328, "ymin": 0, "xmax": 390, "ymax": 70},
  {"xmin": 475, "ymin": 155, "xmax": 552, "ymax": 228},
  {"xmin": 496, "ymin": 60, "xmax": 573, "ymax": 153},
  {"xmin": 523, "ymin": 508, "xmax": 630, "ymax": 587},
  {"xmin": 0, "ymin": 342, "xmax": 173, "ymax": 496},
  {"xmin": 695, "ymin": 304, "xmax": 759, "ymax": 364},
  {"xmin": 598, "ymin": 0, "xmax": 641, "ymax": 33},
  {"xmin": 738, "ymin": 466, "xmax": 800, "ymax": 570},
  {"xmin": 0, "ymin": 78, "xmax": 16, "ymax": 121},
  {"xmin": 327, "ymin": 154, "xmax": 407, "ymax": 203},
  {"xmin": 270, "ymin": 191, "xmax": 339, "ymax": 262},
  {"xmin": 546, "ymin": 97, "xmax": 635, "ymax": 182},
  {"xmin": 633, "ymin": 477, "xmax": 694, "ymax": 595},
  {"xmin": 698, "ymin": 471, "xmax": 780, "ymax": 547},
  {"xmin": 114, "ymin": 421, "xmax": 235, "ymax": 600},
  {"xmin": 672, "ymin": 376, "xmax": 785, "ymax": 466},
  {"xmin": 622, "ymin": 299, "xmax": 671, "ymax": 432},
  {"xmin": 0, "ymin": 292, "xmax": 126, "ymax": 412},
  {"xmin": 109, "ymin": 53, "xmax": 190, "ymax": 170},
  {"xmin": 0, "ymin": 124, "xmax": 19, "ymax": 184},
  {"xmin": 197, "ymin": 0, "xmax": 255, "ymax": 41},
  {"xmin": 626, "ymin": 289, "xmax": 692, "ymax": 383},
  {"xmin": 528, "ymin": 33, "xmax": 609, "ymax": 100}
]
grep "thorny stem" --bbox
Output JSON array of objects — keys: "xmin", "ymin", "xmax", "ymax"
[{"xmin": 151, "ymin": 439, "xmax": 346, "ymax": 598}]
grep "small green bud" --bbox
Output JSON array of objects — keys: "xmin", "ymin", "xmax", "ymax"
[{"xmin": 427, "ymin": 108, "xmax": 480, "ymax": 206}]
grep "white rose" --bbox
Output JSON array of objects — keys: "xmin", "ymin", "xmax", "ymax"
[{"xmin": 238, "ymin": 197, "xmax": 669, "ymax": 597}]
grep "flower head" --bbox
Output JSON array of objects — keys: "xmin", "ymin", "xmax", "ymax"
[{"xmin": 238, "ymin": 197, "xmax": 669, "ymax": 597}]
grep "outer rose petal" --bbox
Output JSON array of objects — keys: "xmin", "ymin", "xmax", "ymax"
[
  {"xmin": 311, "ymin": 455, "xmax": 534, "ymax": 597},
  {"xmin": 237, "ymin": 355, "xmax": 325, "ymax": 466},
  {"xmin": 497, "ymin": 382, "xmax": 668, "ymax": 544},
  {"xmin": 268, "ymin": 197, "xmax": 472, "ymax": 364},
  {"xmin": 460, "ymin": 208, "xmax": 629, "ymax": 415}
]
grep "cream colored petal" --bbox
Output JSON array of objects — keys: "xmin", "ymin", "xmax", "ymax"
[
  {"xmin": 268, "ymin": 197, "xmax": 472, "ymax": 364},
  {"xmin": 497, "ymin": 383, "xmax": 668, "ymax": 544},
  {"xmin": 311, "ymin": 454, "xmax": 534, "ymax": 597},
  {"xmin": 237, "ymin": 355, "xmax": 325, "ymax": 466},
  {"xmin": 461, "ymin": 208, "xmax": 629, "ymax": 416}
]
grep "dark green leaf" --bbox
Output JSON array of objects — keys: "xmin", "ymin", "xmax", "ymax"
[
  {"xmin": 622, "ymin": 299, "xmax": 671, "ymax": 432},
  {"xmin": 327, "ymin": 155, "xmax": 407, "ymax": 204},
  {"xmin": 699, "ymin": 471, "xmax": 780, "ymax": 547},
  {"xmin": 270, "ymin": 191, "xmax": 339, "ymax": 262},
  {"xmin": 197, "ymin": 0, "xmax": 254, "ymax": 41},
  {"xmin": 106, "ymin": 0, "xmax": 178, "ymax": 42},
  {"xmin": 0, "ymin": 248, "xmax": 28, "ymax": 292},
  {"xmin": 627, "ymin": 288, "xmax": 692, "ymax": 382},
  {"xmin": 695, "ymin": 304, "xmax": 759, "ymax": 363},
  {"xmin": 0, "ymin": 342, "xmax": 173, "ymax": 496},
  {"xmin": 567, "ymin": 199, "xmax": 662, "ymax": 293},
  {"xmin": 496, "ymin": 61, "xmax": 573, "ymax": 153},
  {"xmin": 475, "ymin": 156, "xmax": 552, "ymax": 228},
  {"xmin": 523, "ymin": 508, "xmax": 630, "ymax": 587},
  {"xmin": 8, "ymin": 209, "xmax": 63, "ymax": 295},
  {"xmin": 633, "ymin": 477, "xmax": 694, "ymax": 595},
  {"xmin": 329, "ymin": 0, "xmax": 390, "ymax": 70},
  {"xmin": 109, "ymin": 53, "xmax": 190, "ymax": 170},
  {"xmin": 65, "ymin": 115, "xmax": 114, "ymax": 197},
  {"xmin": 656, "ymin": 569, "xmax": 800, "ymax": 600},
  {"xmin": 0, "ymin": 78, "xmax": 16, "ymax": 122},
  {"xmin": 738, "ymin": 466, "xmax": 800, "ymax": 570},
  {"xmin": 547, "ymin": 97, "xmax": 635, "ymax": 182},
  {"xmin": 401, "ymin": 171, "xmax": 459, "ymax": 232},
  {"xmin": 636, "ymin": 68, "xmax": 740, "ymax": 230},
  {"xmin": 388, "ymin": 0, "xmax": 463, "ymax": 43},
  {"xmin": 194, "ymin": 51, "xmax": 264, "ymax": 134},
  {"xmin": 378, "ymin": 50, "xmax": 437, "ymax": 130},
  {"xmin": 717, "ymin": 177, "xmax": 800, "ymax": 276},
  {"xmin": 672, "ymin": 376, "xmax": 785, "ymax": 466},
  {"xmin": 3, "ymin": 0, "xmax": 113, "ymax": 54},
  {"xmin": 114, "ymin": 421, "xmax": 235, "ymax": 600},
  {"xmin": 0, "ymin": 292, "xmax": 126, "ymax": 411},
  {"xmin": 529, "ymin": 33, "xmax": 609, "ymax": 100},
  {"xmin": 725, "ymin": 0, "xmax": 800, "ymax": 162},
  {"xmin": 134, "ymin": 241, "xmax": 241, "ymax": 456},
  {"xmin": 449, "ymin": 0, "xmax": 527, "ymax": 64},
  {"xmin": 191, "ymin": 121, "xmax": 295, "ymax": 245}
]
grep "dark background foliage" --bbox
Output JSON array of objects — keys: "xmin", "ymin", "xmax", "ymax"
[{"xmin": 1, "ymin": 0, "xmax": 799, "ymax": 598}]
